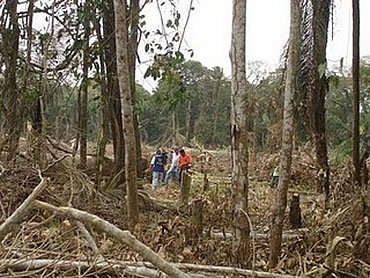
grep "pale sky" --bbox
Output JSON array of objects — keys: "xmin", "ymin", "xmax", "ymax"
[{"xmin": 138, "ymin": 0, "xmax": 370, "ymax": 90}]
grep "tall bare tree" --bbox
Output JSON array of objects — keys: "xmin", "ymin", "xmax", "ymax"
[
  {"xmin": 103, "ymin": 0, "xmax": 125, "ymax": 186},
  {"xmin": 230, "ymin": 0, "xmax": 250, "ymax": 266},
  {"xmin": 128, "ymin": 0, "xmax": 143, "ymax": 165},
  {"xmin": 1, "ymin": 0, "xmax": 20, "ymax": 162},
  {"xmin": 93, "ymin": 2, "xmax": 110, "ymax": 187},
  {"xmin": 269, "ymin": 0, "xmax": 301, "ymax": 268},
  {"xmin": 352, "ymin": 0, "xmax": 360, "ymax": 186},
  {"xmin": 79, "ymin": 1, "xmax": 91, "ymax": 170},
  {"xmin": 114, "ymin": 0, "xmax": 139, "ymax": 229}
]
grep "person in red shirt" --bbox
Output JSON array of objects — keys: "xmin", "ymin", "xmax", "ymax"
[{"xmin": 177, "ymin": 148, "xmax": 191, "ymax": 185}]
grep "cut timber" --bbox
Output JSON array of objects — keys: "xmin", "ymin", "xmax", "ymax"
[{"xmin": 33, "ymin": 200, "xmax": 191, "ymax": 278}]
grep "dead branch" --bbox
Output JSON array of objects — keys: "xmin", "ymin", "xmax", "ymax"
[
  {"xmin": 0, "ymin": 258, "xmax": 301, "ymax": 278},
  {"xmin": 41, "ymin": 154, "xmax": 69, "ymax": 174},
  {"xmin": 33, "ymin": 200, "xmax": 192, "ymax": 278},
  {"xmin": 73, "ymin": 220, "xmax": 102, "ymax": 259},
  {"xmin": 0, "ymin": 170, "xmax": 48, "ymax": 242},
  {"xmin": 173, "ymin": 262, "xmax": 300, "ymax": 278}
]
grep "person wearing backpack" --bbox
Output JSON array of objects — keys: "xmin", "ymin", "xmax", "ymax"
[{"xmin": 151, "ymin": 149, "xmax": 165, "ymax": 189}]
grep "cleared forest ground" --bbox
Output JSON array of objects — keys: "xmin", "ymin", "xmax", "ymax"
[{"xmin": 0, "ymin": 143, "xmax": 369, "ymax": 277}]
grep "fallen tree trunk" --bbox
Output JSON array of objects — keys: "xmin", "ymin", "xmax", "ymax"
[
  {"xmin": 210, "ymin": 228, "xmax": 308, "ymax": 241},
  {"xmin": 33, "ymin": 200, "xmax": 192, "ymax": 278},
  {"xmin": 1, "ymin": 258, "xmax": 301, "ymax": 278}
]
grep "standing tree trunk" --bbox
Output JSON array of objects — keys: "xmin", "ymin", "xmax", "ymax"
[
  {"xmin": 2, "ymin": 0, "xmax": 20, "ymax": 162},
  {"xmin": 94, "ymin": 5, "xmax": 110, "ymax": 187},
  {"xmin": 24, "ymin": 0, "xmax": 42, "ymax": 166},
  {"xmin": 114, "ymin": 0, "xmax": 139, "ymax": 230},
  {"xmin": 103, "ymin": 0, "xmax": 125, "ymax": 186},
  {"xmin": 128, "ymin": 0, "xmax": 142, "ymax": 165},
  {"xmin": 307, "ymin": 0, "xmax": 331, "ymax": 198},
  {"xmin": 79, "ymin": 2, "xmax": 90, "ymax": 170},
  {"xmin": 352, "ymin": 0, "xmax": 361, "ymax": 186},
  {"xmin": 185, "ymin": 99, "xmax": 193, "ymax": 143},
  {"xmin": 230, "ymin": 0, "xmax": 250, "ymax": 266},
  {"xmin": 211, "ymin": 77, "xmax": 222, "ymax": 146},
  {"xmin": 269, "ymin": 0, "xmax": 301, "ymax": 268}
]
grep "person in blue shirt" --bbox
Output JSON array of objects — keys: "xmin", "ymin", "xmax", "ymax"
[{"xmin": 151, "ymin": 149, "xmax": 165, "ymax": 189}]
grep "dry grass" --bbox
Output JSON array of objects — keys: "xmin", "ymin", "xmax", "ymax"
[{"xmin": 0, "ymin": 144, "xmax": 369, "ymax": 277}]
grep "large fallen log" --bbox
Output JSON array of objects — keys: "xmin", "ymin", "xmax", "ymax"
[
  {"xmin": 0, "ymin": 258, "xmax": 301, "ymax": 278},
  {"xmin": 33, "ymin": 200, "xmax": 192, "ymax": 278}
]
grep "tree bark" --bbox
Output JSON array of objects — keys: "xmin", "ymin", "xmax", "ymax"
[
  {"xmin": 352, "ymin": 0, "xmax": 361, "ymax": 186},
  {"xmin": 93, "ymin": 6, "xmax": 109, "ymax": 188},
  {"xmin": 211, "ymin": 78, "xmax": 222, "ymax": 146},
  {"xmin": 230, "ymin": 0, "xmax": 250, "ymax": 266},
  {"xmin": 269, "ymin": 0, "xmax": 301, "ymax": 269},
  {"xmin": 24, "ymin": 0, "xmax": 43, "ymax": 166},
  {"xmin": 79, "ymin": 2, "xmax": 90, "ymax": 170},
  {"xmin": 185, "ymin": 99, "xmax": 194, "ymax": 143},
  {"xmin": 114, "ymin": 0, "xmax": 139, "ymax": 229},
  {"xmin": 2, "ymin": 0, "xmax": 20, "ymax": 162}
]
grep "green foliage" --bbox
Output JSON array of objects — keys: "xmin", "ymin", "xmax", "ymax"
[
  {"xmin": 327, "ymin": 60, "xmax": 370, "ymax": 158},
  {"xmin": 138, "ymin": 60, "xmax": 231, "ymax": 147}
]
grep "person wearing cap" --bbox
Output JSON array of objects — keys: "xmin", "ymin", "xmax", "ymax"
[
  {"xmin": 164, "ymin": 146, "xmax": 180, "ymax": 185},
  {"xmin": 177, "ymin": 148, "xmax": 191, "ymax": 185},
  {"xmin": 151, "ymin": 149, "xmax": 165, "ymax": 189}
]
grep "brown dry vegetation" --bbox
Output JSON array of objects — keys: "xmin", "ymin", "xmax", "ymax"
[{"xmin": 0, "ymin": 142, "xmax": 369, "ymax": 277}]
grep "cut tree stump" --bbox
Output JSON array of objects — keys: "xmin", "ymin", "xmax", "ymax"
[
  {"xmin": 191, "ymin": 199, "xmax": 204, "ymax": 238},
  {"xmin": 289, "ymin": 193, "xmax": 302, "ymax": 229},
  {"xmin": 203, "ymin": 172, "xmax": 210, "ymax": 191},
  {"xmin": 179, "ymin": 171, "xmax": 191, "ymax": 206}
]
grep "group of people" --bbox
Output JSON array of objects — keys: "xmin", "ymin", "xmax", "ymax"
[{"xmin": 150, "ymin": 146, "xmax": 191, "ymax": 189}]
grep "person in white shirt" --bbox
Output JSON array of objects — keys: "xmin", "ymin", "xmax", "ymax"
[{"xmin": 164, "ymin": 146, "xmax": 180, "ymax": 185}]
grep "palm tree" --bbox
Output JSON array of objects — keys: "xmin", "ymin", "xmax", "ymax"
[{"xmin": 299, "ymin": 0, "xmax": 331, "ymax": 197}]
